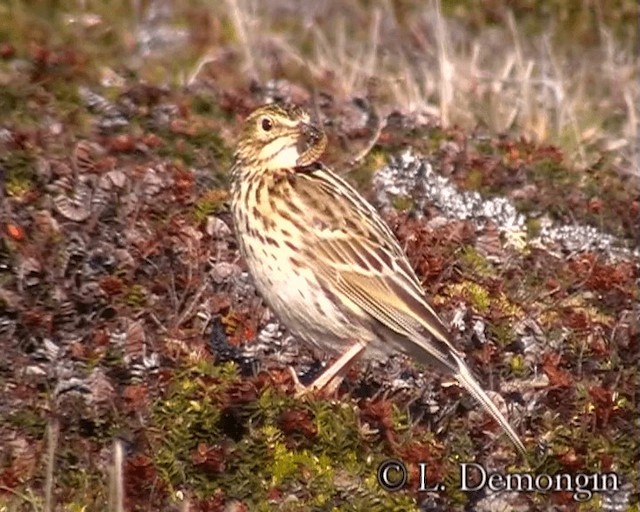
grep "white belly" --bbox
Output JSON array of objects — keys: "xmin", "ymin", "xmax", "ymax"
[{"xmin": 243, "ymin": 236, "xmax": 355, "ymax": 355}]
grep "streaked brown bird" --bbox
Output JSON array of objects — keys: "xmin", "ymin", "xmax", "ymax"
[{"xmin": 230, "ymin": 103, "xmax": 526, "ymax": 456}]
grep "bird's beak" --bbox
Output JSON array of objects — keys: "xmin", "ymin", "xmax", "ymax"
[{"xmin": 296, "ymin": 121, "xmax": 326, "ymax": 166}]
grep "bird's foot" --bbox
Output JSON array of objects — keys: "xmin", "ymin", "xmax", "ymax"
[
  {"xmin": 288, "ymin": 342, "xmax": 366, "ymax": 398},
  {"xmin": 287, "ymin": 366, "xmax": 344, "ymax": 398},
  {"xmin": 288, "ymin": 366, "xmax": 310, "ymax": 396}
]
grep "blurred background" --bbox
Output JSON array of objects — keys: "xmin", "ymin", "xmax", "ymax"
[{"xmin": 2, "ymin": 0, "xmax": 638, "ymax": 173}]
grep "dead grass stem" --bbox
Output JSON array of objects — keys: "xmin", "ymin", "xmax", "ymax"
[{"xmin": 207, "ymin": 0, "xmax": 637, "ymax": 173}]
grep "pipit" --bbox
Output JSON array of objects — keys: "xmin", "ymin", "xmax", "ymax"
[{"xmin": 230, "ymin": 104, "xmax": 526, "ymax": 456}]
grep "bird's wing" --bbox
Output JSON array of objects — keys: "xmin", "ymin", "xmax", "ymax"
[
  {"xmin": 295, "ymin": 166, "xmax": 527, "ymax": 456},
  {"xmin": 295, "ymin": 165, "xmax": 461, "ymax": 369},
  {"xmin": 312, "ymin": 233, "xmax": 527, "ymax": 456},
  {"xmin": 311, "ymin": 232, "xmax": 462, "ymax": 373}
]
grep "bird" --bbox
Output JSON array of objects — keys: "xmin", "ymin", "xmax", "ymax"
[{"xmin": 229, "ymin": 103, "xmax": 526, "ymax": 456}]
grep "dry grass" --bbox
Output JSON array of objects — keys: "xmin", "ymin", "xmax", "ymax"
[
  {"xmin": 202, "ymin": 0, "xmax": 638, "ymax": 174},
  {"xmin": 6, "ymin": 0, "xmax": 633, "ymax": 172}
]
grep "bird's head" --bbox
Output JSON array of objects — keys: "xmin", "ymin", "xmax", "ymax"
[{"xmin": 233, "ymin": 104, "xmax": 327, "ymax": 171}]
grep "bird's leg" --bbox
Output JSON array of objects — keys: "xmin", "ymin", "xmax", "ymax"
[
  {"xmin": 287, "ymin": 366, "xmax": 307, "ymax": 394},
  {"xmin": 292, "ymin": 342, "xmax": 366, "ymax": 397}
]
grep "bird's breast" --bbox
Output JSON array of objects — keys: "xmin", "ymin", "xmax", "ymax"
[{"xmin": 231, "ymin": 173, "xmax": 360, "ymax": 353}]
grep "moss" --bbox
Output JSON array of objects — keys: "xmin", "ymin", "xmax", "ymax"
[
  {"xmin": 124, "ymin": 284, "xmax": 147, "ymax": 309},
  {"xmin": 3, "ymin": 150, "xmax": 38, "ymax": 199},
  {"xmin": 560, "ymin": 294, "xmax": 615, "ymax": 328},
  {"xmin": 156, "ymin": 125, "xmax": 232, "ymax": 177},
  {"xmin": 190, "ymin": 94, "xmax": 218, "ymax": 116},
  {"xmin": 525, "ymin": 217, "xmax": 542, "ymax": 238},
  {"xmin": 6, "ymin": 408, "xmax": 48, "ymax": 437},
  {"xmin": 529, "ymin": 156, "xmax": 579, "ymax": 189},
  {"xmin": 464, "ymin": 167, "xmax": 485, "ymax": 191},
  {"xmin": 509, "ymin": 354, "xmax": 526, "ymax": 376},
  {"xmin": 0, "ymin": 2, "xmax": 635, "ymax": 509},
  {"xmin": 473, "ymin": 137, "xmax": 496, "ymax": 157},
  {"xmin": 152, "ymin": 361, "xmax": 261, "ymax": 495},
  {"xmin": 50, "ymin": 79, "xmax": 88, "ymax": 125},
  {"xmin": 0, "ymin": 85, "xmax": 24, "ymax": 116},
  {"xmin": 306, "ymin": 400, "xmax": 361, "ymax": 458},
  {"xmin": 551, "ymin": 383, "xmax": 638, "ymax": 475},
  {"xmin": 459, "ymin": 246, "xmax": 493, "ymax": 278},
  {"xmin": 493, "ymin": 292, "xmax": 524, "ymax": 320},
  {"xmin": 414, "ymin": 125, "xmax": 451, "ymax": 154},
  {"xmin": 489, "ymin": 320, "xmax": 516, "ymax": 347},
  {"xmin": 391, "ymin": 195, "xmax": 414, "ymax": 212},
  {"xmin": 349, "ymin": 148, "xmax": 387, "ymax": 190},
  {"xmin": 267, "ymin": 440, "xmax": 336, "ymax": 495},
  {"xmin": 445, "ymin": 282, "xmax": 491, "ymax": 313},
  {"xmin": 149, "ymin": 359, "xmax": 421, "ymax": 509},
  {"xmin": 193, "ymin": 188, "xmax": 229, "ymax": 222},
  {"xmin": 55, "ymin": 457, "xmax": 109, "ymax": 509}
]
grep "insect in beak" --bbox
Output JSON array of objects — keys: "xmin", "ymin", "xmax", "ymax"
[{"xmin": 296, "ymin": 122, "xmax": 325, "ymax": 166}]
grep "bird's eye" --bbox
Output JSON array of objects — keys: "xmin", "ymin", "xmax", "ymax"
[{"xmin": 261, "ymin": 117, "xmax": 273, "ymax": 132}]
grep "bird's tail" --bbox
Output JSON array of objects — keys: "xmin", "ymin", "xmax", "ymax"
[{"xmin": 450, "ymin": 350, "xmax": 527, "ymax": 457}]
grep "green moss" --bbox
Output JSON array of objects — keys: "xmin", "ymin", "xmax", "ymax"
[
  {"xmin": 0, "ymin": 85, "xmax": 24, "ymax": 116},
  {"xmin": 101, "ymin": 344, "xmax": 125, "ymax": 369},
  {"xmin": 459, "ymin": 246, "xmax": 493, "ymax": 278},
  {"xmin": 391, "ymin": 195, "xmax": 414, "ymax": 212},
  {"xmin": 50, "ymin": 79, "xmax": 86, "ymax": 123},
  {"xmin": 509, "ymin": 354, "xmax": 526, "ymax": 377},
  {"xmin": 268, "ymin": 439, "xmax": 335, "ymax": 490},
  {"xmin": 156, "ymin": 126, "xmax": 232, "ymax": 176},
  {"xmin": 414, "ymin": 125, "xmax": 450, "ymax": 154},
  {"xmin": 490, "ymin": 320, "xmax": 516, "ymax": 347},
  {"xmin": 124, "ymin": 284, "xmax": 147, "ymax": 308},
  {"xmin": 473, "ymin": 138, "xmax": 496, "ymax": 157},
  {"xmin": 525, "ymin": 217, "xmax": 542, "ymax": 238},
  {"xmin": 191, "ymin": 94, "xmax": 217, "ymax": 116},
  {"xmin": 56, "ymin": 457, "xmax": 109, "ymax": 509},
  {"xmin": 150, "ymin": 359, "xmax": 421, "ymax": 509},
  {"xmin": 447, "ymin": 282, "xmax": 491, "ymax": 313},
  {"xmin": 464, "ymin": 167, "xmax": 484, "ymax": 191},
  {"xmin": 349, "ymin": 148, "xmax": 387, "ymax": 190},
  {"xmin": 307, "ymin": 400, "xmax": 361, "ymax": 458},
  {"xmin": 6, "ymin": 408, "xmax": 48, "ymax": 437},
  {"xmin": 530, "ymin": 157, "xmax": 579, "ymax": 189},
  {"xmin": 493, "ymin": 292, "xmax": 524, "ymax": 320},
  {"xmin": 3, "ymin": 150, "xmax": 38, "ymax": 199},
  {"xmin": 193, "ymin": 188, "xmax": 229, "ymax": 222}
]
